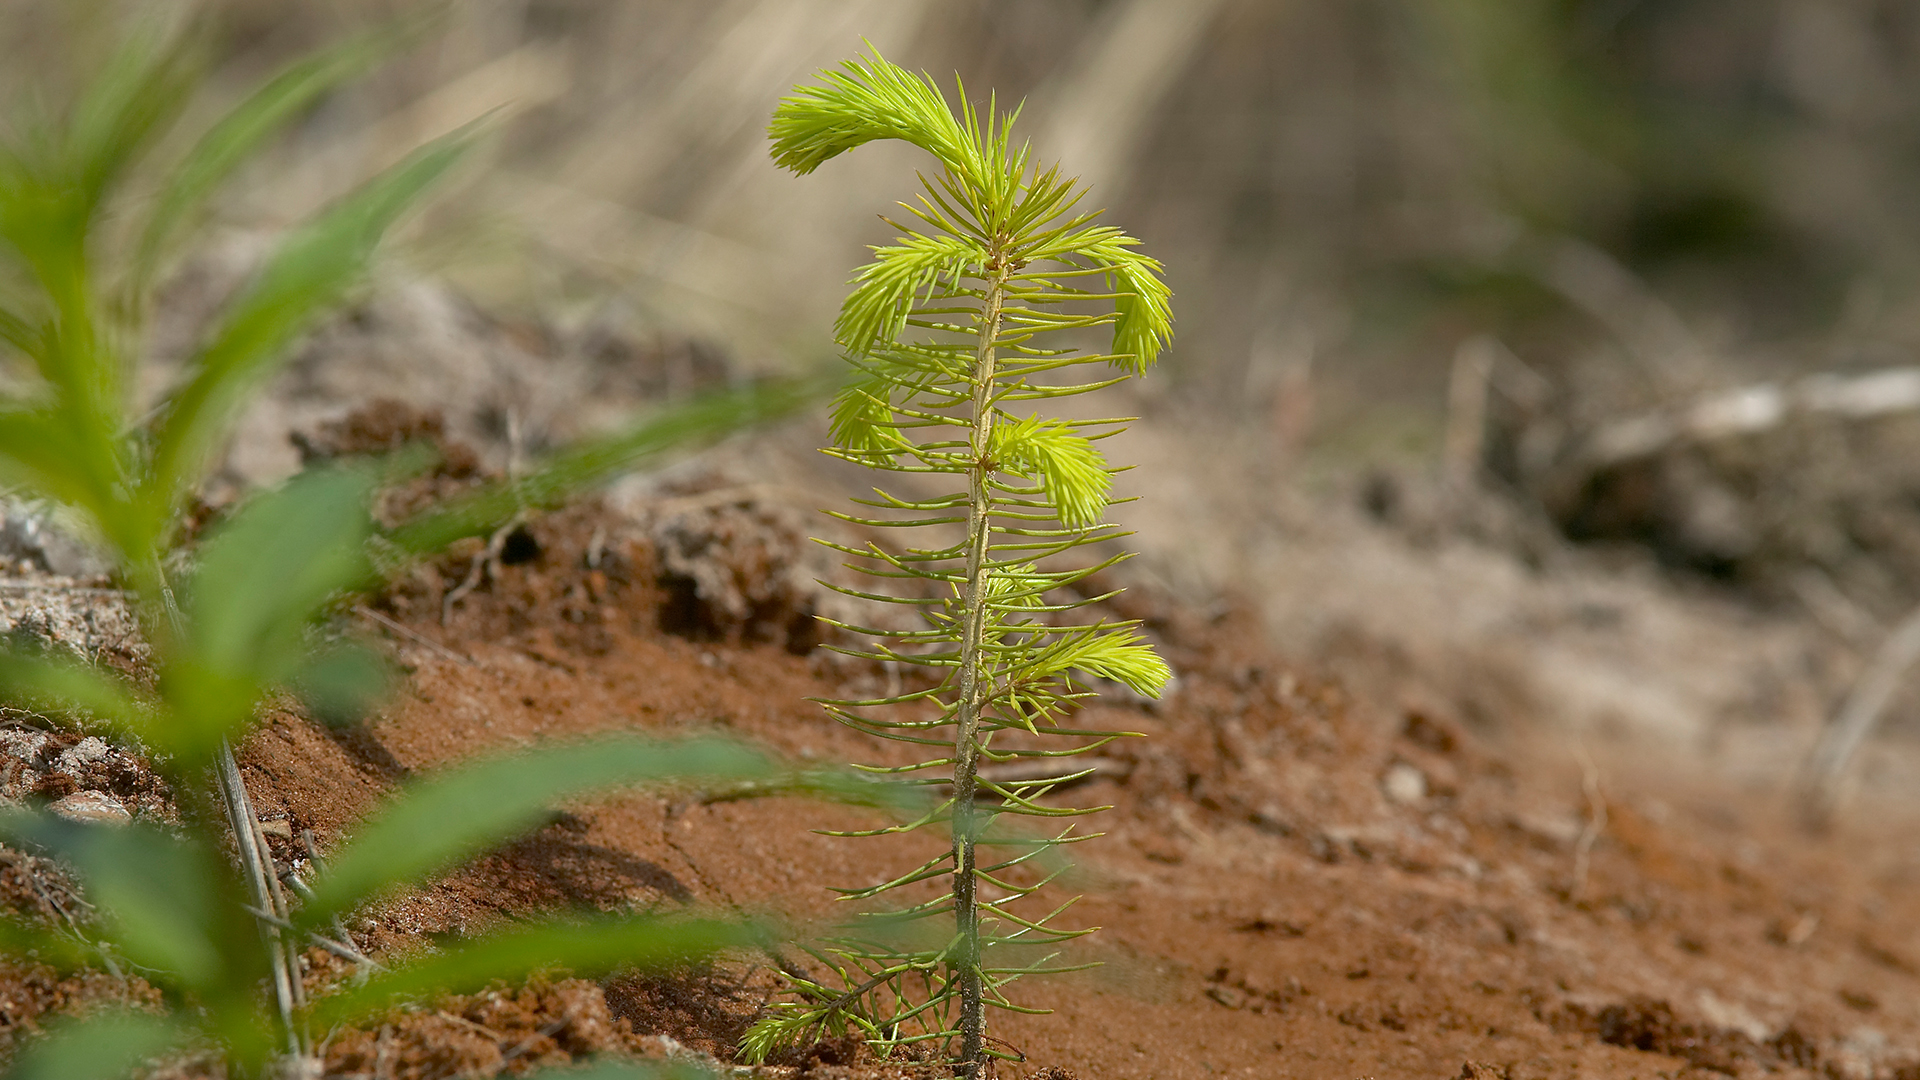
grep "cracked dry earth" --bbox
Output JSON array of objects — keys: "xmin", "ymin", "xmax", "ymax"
[{"xmin": 0, "ymin": 495, "xmax": 1919, "ymax": 1080}]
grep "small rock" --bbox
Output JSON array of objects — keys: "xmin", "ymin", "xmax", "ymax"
[
  {"xmin": 270, "ymin": 1055, "xmax": 324, "ymax": 1080},
  {"xmin": 1383, "ymin": 762, "xmax": 1427, "ymax": 805},
  {"xmin": 0, "ymin": 729, "xmax": 49, "ymax": 765},
  {"xmin": 48, "ymin": 790, "xmax": 131, "ymax": 825},
  {"xmin": 52, "ymin": 736, "xmax": 112, "ymax": 777},
  {"xmin": 1509, "ymin": 809, "xmax": 1583, "ymax": 846},
  {"xmin": 0, "ymin": 500, "xmax": 110, "ymax": 578},
  {"xmin": 1250, "ymin": 803, "xmax": 1295, "ymax": 835},
  {"xmin": 1697, "ymin": 987, "xmax": 1770, "ymax": 1039},
  {"xmin": 1206, "ymin": 984, "xmax": 1249, "ymax": 1009}
]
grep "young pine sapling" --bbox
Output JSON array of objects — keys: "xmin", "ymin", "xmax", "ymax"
[{"xmin": 744, "ymin": 51, "xmax": 1173, "ymax": 1075}]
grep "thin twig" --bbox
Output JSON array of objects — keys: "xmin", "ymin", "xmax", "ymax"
[
  {"xmin": 1789, "ymin": 568, "xmax": 1880, "ymax": 647},
  {"xmin": 436, "ymin": 1010, "xmax": 506, "ymax": 1043},
  {"xmin": 216, "ymin": 740, "xmax": 304, "ymax": 1056},
  {"xmin": 1576, "ymin": 364, "xmax": 1920, "ymax": 470},
  {"xmin": 498, "ymin": 1014, "xmax": 573, "ymax": 1064},
  {"xmin": 440, "ymin": 516, "xmax": 520, "ymax": 624},
  {"xmin": 281, "ymin": 832, "xmax": 383, "ymax": 974},
  {"xmin": 166, "ymin": 570, "xmax": 308, "ymax": 1062},
  {"xmin": 252, "ymin": 811, "xmax": 304, "ymax": 1007},
  {"xmin": 1444, "ymin": 336, "xmax": 1494, "ymax": 494},
  {"xmin": 0, "ymin": 582, "xmax": 132, "ymax": 595},
  {"xmin": 0, "ymin": 847, "xmax": 121, "ymax": 977},
  {"xmin": 1570, "ymin": 745, "xmax": 1607, "ymax": 899},
  {"xmin": 442, "ymin": 405, "xmax": 528, "ymax": 625},
  {"xmin": 240, "ymin": 904, "xmax": 385, "ymax": 970},
  {"xmin": 353, "ymin": 604, "xmax": 474, "ymax": 666},
  {"xmin": 300, "ymin": 828, "xmax": 372, "ymax": 978},
  {"xmin": 1799, "ymin": 602, "xmax": 1920, "ymax": 830}
]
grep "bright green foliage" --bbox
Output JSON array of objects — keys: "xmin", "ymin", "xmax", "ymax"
[
  {"xmin": 0, "ymin": 12, "xmax": 470, "ymax": 755},
  {"xmin": 0, "ymin": 20, "xmax": 822, "ymax": 1079},
  {"xmin": 986, "ymin": 415, "xmax": 1111, "ymax": 530},
  {"xmin": 297, "ymin": 738, "xmax": 783, "ymax": 925},
  {"xmin": 746, "ymin": 50, "xmax": 1173, "ymax": 1073},
  {"xmin": 0, "ymin": 26, "xmax": 468, "ymax": 594},
  {"xmin": 380, "ymin": 373, "xmax": 825, "ymax": 557},
  {"xmin": 5, "ymin": 1014, "xmax": 184, "ymax": 1080},
  {"xmin": 0, "ymin": 734, "xmax": 791, "ymax": 1074}
]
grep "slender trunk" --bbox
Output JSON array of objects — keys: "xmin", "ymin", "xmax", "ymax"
[{"xmin": 950, "ymin": 252, "xmax": 1010, "ymax": 1077}]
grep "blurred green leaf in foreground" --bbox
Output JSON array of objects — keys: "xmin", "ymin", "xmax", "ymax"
[{"xmin": 0, "ymin": 11, "xmax": 825, "ymax": 1078}]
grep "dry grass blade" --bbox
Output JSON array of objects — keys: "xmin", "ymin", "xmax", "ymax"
[
  {"xmin": 216, "ymin": 741, "xmax": 305, "ymax": 1057},
  {"xmin": 1798, "ymin": 604, "xmax": 1920, "ymax": 831}
]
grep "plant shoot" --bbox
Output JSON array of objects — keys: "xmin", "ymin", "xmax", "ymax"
[{"xmin": 745, "ymin": 50, "xmax": 1174, "ymax": 1075}]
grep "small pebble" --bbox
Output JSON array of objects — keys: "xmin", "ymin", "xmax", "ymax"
[
  {"xmin": 48, "ymin": 790, "xmax": 131, "ymax": 825},
  {"xmin": 53, "ymin": 736, "xmax": 112, "ymax": 777},
  {"xmin": 0, "ymin": 729, "xmax": 48, "ymax": 765},
  {"xmin": 1383, "ymin": 762, "xmax": 1427, "ymax": 805}
]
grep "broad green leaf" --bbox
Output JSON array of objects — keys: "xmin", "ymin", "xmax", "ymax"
[
  {"xmin": 299, "ymin": 737, "xmax": 781, "ymax": 924},
  {"xmin": 182, "ymin": 466, "xmax": 376, "ymax": 684},
  {"xmin": 65, "ymin": 28, "xmax": 199, "ymax": 217},
  {"xmin": 0, "ymin": 30, "xmax": 195, "ymax": 306},
  {"xmin": 144, "ymin": 123, "xmax": 478, "ymax": 523},
  {"xmin": 0, "ymin": 812, "xmax": 239, "ymax": 992},
  {"xmin": 0, "ymin": 305, "xmax": 38, "ymax": 358},
  {"xmin": 0, "ymin": 648, "xmax": 154, "ymax": 739},
  {"xmin": 0, "ymin": 407, "xmax": 109, "ymax": 524},
  {"xmin": 133, "ymin": 25, "xmax": 408, "ymax": 287},
  {"xmin": 309, "ymin": 914, "xmax": 761, "ymax": 1028},
  {"xmin": 163, "ymin": 467, "xmax": 377, "ymax": 761},
  {"xmin": 291, "ymin": 641, "xmax": 394, "ymax": 727},
  {"xmin": 6, "ymin": 1012, "xmax": 183, "ymax": 1080},
  {"xmin": 0, "ymin": 911, "xmax": 96, "ymax": 971},
  {"xmin": 383, "ymin": 376, "xmax": 823, "ymax": 556},
  {"xmin": 0, "ymin": 160, "xmax": 86, "ymax": 336}
]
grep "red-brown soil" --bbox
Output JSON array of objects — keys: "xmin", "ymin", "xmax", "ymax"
[{"xmin": 4, "ymin": 498, "xmax": 1920, "ymax": 1079}]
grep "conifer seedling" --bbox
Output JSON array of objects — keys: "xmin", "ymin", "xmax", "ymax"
[{"xmin": 744, "ymin": 50, "xmax": 1174, "ymax": 1075}]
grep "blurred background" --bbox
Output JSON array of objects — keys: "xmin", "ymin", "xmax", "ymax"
[
  {"xmin": 10, "ymin": 2, "xmax": 1915, "ymax": 419},
  {"xmin": 14, "ymin": 0, "xmax": 1920, "ymax": 802}
]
